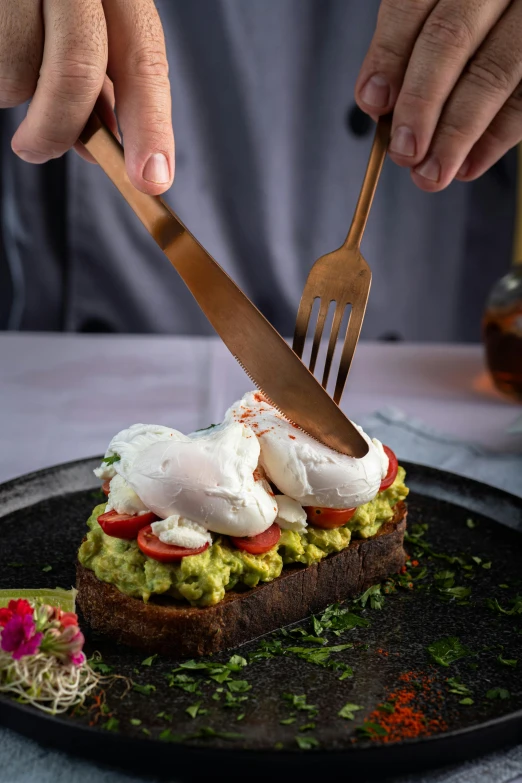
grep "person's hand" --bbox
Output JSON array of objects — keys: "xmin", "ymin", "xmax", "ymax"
[
  {"xmin": 0, "ymin": 0, "xmax": 174, "ymax": 195},
  {"xmin": 356, "ymin": 0, "xmax": 522, "ymax": 191}
]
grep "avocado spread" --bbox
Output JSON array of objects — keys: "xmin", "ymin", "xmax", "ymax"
[{"xmin": 78, "ymin": 467, "xmax": 408, "ymax": 607}]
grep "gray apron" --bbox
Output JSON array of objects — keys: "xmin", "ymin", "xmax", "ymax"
[{"xmin": 0, "ymin": 0, "xmax": 515, "ymax": 341}]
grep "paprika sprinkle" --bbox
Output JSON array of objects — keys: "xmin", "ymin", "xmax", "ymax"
[{"xmin": 364, "ymin": 671, "xmax": 447, "ymax": 743}]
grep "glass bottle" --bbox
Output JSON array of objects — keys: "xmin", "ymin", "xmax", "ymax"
[{"xmin": 483, "ymin": 146, "xmax": 522, "ymax": 401}]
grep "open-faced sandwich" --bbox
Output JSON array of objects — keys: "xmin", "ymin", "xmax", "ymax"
[{"xmin": 77, "ymin": 392, "xmax": 409, "ymax": 656}]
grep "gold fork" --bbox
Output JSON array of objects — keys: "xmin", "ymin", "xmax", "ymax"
[{"xmin": 293, "ymin": 114, "xmax": 392, "ymax": 404}]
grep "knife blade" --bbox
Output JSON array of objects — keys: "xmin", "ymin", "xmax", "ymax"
[{"xmin": 80, "ymin": 113, "xmax": 368, "ymax": 458}]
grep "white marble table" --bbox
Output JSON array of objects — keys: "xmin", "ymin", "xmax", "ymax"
[{"xmin": 1, "ymin": 333, "xmax": 520, "ymax": 485}]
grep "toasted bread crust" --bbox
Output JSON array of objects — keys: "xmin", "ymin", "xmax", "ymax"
[{"xmin": 76, "ymin": 502, "xmax": 407, "ymax": 656}]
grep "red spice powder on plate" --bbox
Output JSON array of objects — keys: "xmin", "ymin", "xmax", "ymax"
[{"xmin": 365, "ymin": 671, "xmax": 447, "ymax": 743}]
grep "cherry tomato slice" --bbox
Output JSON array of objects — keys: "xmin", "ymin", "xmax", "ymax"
[
  {"xmin": 97, "ymin": 510, "xmax": 158, "ymax": 539},
  {"xmin": 380, "ymin": 445, "xmax": 398, "ymax": 491},
  {"xmin": 230, "ymin": 523, "xmax": 281, "ymax": 554},
  {"xmin": 102, "ymin": 480, "xmax": 111, "ymax": 497},
  {"xmin": 304, "ymin": 506, "xmax": 356, "ymax": 529},
  {"xmin": 137, "ymin": 525, "xmax": 210, "ymax": 562}
]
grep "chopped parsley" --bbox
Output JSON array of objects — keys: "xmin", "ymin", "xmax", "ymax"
[
  {"xmin": 88, "ymin": 656, "xmax": 113, "ymax": 675},
  {"xmin": 433, "ymin": 570, "xmax": 471, "ymax": 603},
  {"xmin": 132, "ymin": 683, "xmax": 156, "ymax": 696},
  {"xmin": 159, "ymin": 729, "xmax": 185, "ymax": 743},
  {"xmin": 102, "ymin": 454, "xmax": 121, "ymax": 465},
  {"xmin": 280, "ymin": 717, "xmax": 296, "ymax": 725},
  {"xmin": 356, "ymin": 585, "xmax": 385, "ymax": 610},
  {"xmin": 41, "ymin": 565, "xmax": 52, "ymax": 573},
  {"xmin": 446, "ymin": 677, "xmax": 472, "ymax": 696},
  {"xmin": 141, "ymin": 654, "xmax": 157, "ymax": 667},
  {"xmin": 466, "ymin": 519, "xmax": 476, "ymax": 529},
  {"xmin": 357, "ymin": 721, "xmax": 387, "ymax": 738},
  {"xmin": 130, "ymin": 718, "xmax": 142, "ymax": 726},
  {"xmin": 486, "ymin": 596, "xmax": 522, "ymax": 616},
  {"xmin": 102, "ymin": 717, "xmax": 120, "ymax": 732},
  {"xmin": 486, "ymin": 688, "xmax": 510, "ymax": 700},
  {"xmin": 283, "ymin": 693, "xmax": 317, "ymax": 715},
  {"xmin": 236, "ymin": 714, "xmax": 245, "ymax": 722},
  {"xmin": 338, "ymin": 703, "xmax": 363, "ymax": 720},
  {"xmin": 186, "ymin": 702, "xmax": 208, "ymax": 719},
  {"xmin": 459, "ymin": 698, "xmax": 474, "ymax": 706},
  {"xmin": 156, "ymin": 712, "xmax": 172, "ymax": 722},
  {"xmin": 299, "ymin": 722, "xmax": 316, "ymax": 731},
  {"xmin": 427, "ymin": 636, "xmax": 471, "ymax": 667},
  {"xmin": 195, "ymin": 727, "xmax": 243, "ymax": 741},
  {"xmin": 165, "ymin": 672, "xmax": 201, "ymax": 694},
  {"xmin": 296, "ymin": 735, "xmax": 319, "ymax": 750},
  {"xmin": 497, "ymin": 654, "xmax": 517, "ymax": 668}
]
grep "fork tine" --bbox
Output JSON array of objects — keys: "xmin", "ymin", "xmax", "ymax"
[
  {"xmin": 321, "ymin": 302, "xmax": 346, "ymax": 389},
  {"xmin": 333, "ymin": 299, "xmax": 366, "ymax": 405},
  {"xmin": 309, "ymin": 298, "xmax": 330, "ymax": 375},
  {"xmin": 293, "ymin": 293, "xmax": 315, "ymax": 358}
]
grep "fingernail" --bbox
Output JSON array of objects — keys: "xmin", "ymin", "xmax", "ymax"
[
  {"xmin": 15, "ymin": 150, "xmax": 49, "ymax": 164},
  {"xmin": 359, "ymin": 75, "xmax": 390, "ymax": 108},
  {"xmin": 415, "ymin": 154, "xmax": 441, "ymax": 183},
  {"xmin": 143, "ymin": 152, "xmax": 170, "ymax": 184},
  {"xmin": 389, "ymin": 126, "xmax": 416, "ymax": 157},
  {"xmin": 457, "ymin": 158, "xmax": 471, "ymax": 178}
]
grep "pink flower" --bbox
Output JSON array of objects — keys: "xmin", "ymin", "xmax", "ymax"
[
  {"xmin": 59, "ymin": 612, "xmax": 79, "ymax": 628},
  {"xmin": 0, "ymin": 613, "xmax": 43, "ymax": 659},
  {"xmin": 0, "ymin": 599, "xmax": 33, "ymax": 628},
  {"xmin": 40, "ymin": 625, "xmax": 85, "ymax": 666}
]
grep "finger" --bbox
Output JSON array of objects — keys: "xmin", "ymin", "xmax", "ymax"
[
  {"xmin": 11, "ymin": 0, "xmax": 107, "ymax": 164},
  {"xmin": 412, "ymin": 1, "xmax": 522, "ymax": 191},
  {"xmin": 0, "ymin": 0, "xmax": 43, "ymax": 108},
  {"xmin": 104, "ymin": 0, "xmax": 174, "ymax": 195},
  {"xmin": 389, "ymin": 0, "xmax": 509, "ymax": 168},
  {"xmin": 455, "ymin": 83, "xmax": 522, "ymax": 182},
  {"xmin": 74, "ymin": 76, "xmax": 119, "ymax": 164},
  {"xmin": 355, "ymin": 0, "xmax": 438, "ymax": 116}
]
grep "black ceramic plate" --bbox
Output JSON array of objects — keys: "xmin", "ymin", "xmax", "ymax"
[{"xmin": 1, "ymin": 458, "xmax": 522, "ymax": 783}]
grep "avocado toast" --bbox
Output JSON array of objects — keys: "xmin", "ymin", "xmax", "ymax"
[{"xmin": 76, "ymin": 393, "xmax": 409, "ymax": 655}]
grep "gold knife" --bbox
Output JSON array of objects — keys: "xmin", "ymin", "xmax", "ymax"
[{"xmin": 79, "ymin": 113, "xmax": 368, "ymax": 458}]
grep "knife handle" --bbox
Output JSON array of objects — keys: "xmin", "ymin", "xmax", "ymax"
[{"xmin": 79, "ymin": 112, "xmax": 184, "ymax": 251}]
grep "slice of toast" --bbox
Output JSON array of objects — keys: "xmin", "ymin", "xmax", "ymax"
[{"xmin": 76, "ymin": 502, "xmax": 407, "ymax": 657}]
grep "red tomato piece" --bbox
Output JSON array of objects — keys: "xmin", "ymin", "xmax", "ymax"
[
  {"xmin": 102, "ymin": 480, "xmax": 111, "ymax": 497},
  {"xmin": 380, "ymin": 445, "xmax": 399, "ymax": 491},
  {"xmin": 97, "ymin": 510, "xmax": 158, "ymax": 539},
  {"xmin": 137, "ymin": 525, "xmax": 210, "ymax": 562},
  {"xmin": 304, "ymin": 506, "xmax": 356, "ymax": 529},
  {"xmin": 230, "ymin": 523, "xmax": 281, "ymax": 554}
]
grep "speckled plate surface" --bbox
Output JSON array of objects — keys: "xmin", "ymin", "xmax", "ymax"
[{"xmin": 1, "ymin": 458, "xmax": 522, "ymax": 782}]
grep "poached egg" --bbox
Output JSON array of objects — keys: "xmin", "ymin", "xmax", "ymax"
[{"xmin": 93, "ymin": 392, "xmax": 388, "ymax": 548}]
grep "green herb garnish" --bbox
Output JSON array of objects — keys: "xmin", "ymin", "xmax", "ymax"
[
  {"xmin": 102, "ymin": 717, "xmax": 120, "ymax": 732},
  {"xmin": 459, "ymin": 698, "xmax": 474, "ymax": 705},
  {"xmin": 498, "ymin": 654, "xmax": 517, "ymax": 668},
  {"xmin": 141, "ymin": 654, "xmax": 157, "ymax": 667},
  {"xmin": 130, "ymin": 718, "xmax": 142, "ymax": 726},
  {"xmin": 338, "ymin": 703, "xmax": 363, "ymax": 720},
  {"xmin": 296, "ymin": 735, "xmax": 320, "ymax": 750},
  {"xmin": 427, "ymin": 636, "xmax": 471, "ymax": 667},
  {"xmin": 41, "ymin": 565, "xmax": 52, "ymax": 573},
  {"xmin": 466, "ymin": 519, "xmax": 476, "ymax": 529},
  {"xmin": 356, "ymin": 585, "xmax": 385, "ymax": 610},
  {"xmin": 357, "ymin": 722, "xmax": 387, "ymax": 738},
  {"xmin": 132, "ymin": 683, "xmax": 156, "ymax": 696},
  {"xmin": 486, "ymin": 688, "xmax": 510, "ymax": 700},
  {"xmin": 446, "ymin": 677, "xmax": 472, "ymax": 696},
  {"xmin": 102, "ymin": 454, "xmax": 121, "ymax": 465}
]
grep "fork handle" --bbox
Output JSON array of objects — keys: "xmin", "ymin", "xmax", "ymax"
[{"xmin": 344, "ymin": 114, "xmax": 392, "ymax": 249}]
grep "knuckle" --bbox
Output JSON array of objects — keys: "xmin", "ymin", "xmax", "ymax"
[
  {"xmin": 130, "ymin": 46, "xmax": 169, "ymax": 80},
  {"xmin": 466, "ymin": 53, "xmax": 515, "ymax": 96},
  {"xmin": 45, "ymin": 55, "xmax": 104, "ymax": 103},
  {"xmin": 435, "ymin": 116, "xmax": 470, "ymax": 143},
  {"xmin": 0, "ymin": 75, "xmax": 35, "ymax": 108},
  {"xmin": 371, "ymin": 35, "xmax": 406, "ymax": 64},
  {"xmin": 422, "ymin": 13, "xmax": 474, "ymax": 52}
]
